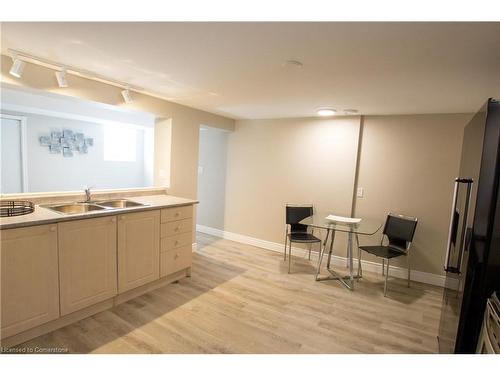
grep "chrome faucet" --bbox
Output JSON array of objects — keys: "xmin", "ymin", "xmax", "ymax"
[{"xmin": 84, "ymin": 186, "xmax": 93, "ymax": 202}]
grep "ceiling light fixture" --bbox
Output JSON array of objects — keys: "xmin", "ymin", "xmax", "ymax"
[
  {"xmin": 121, "ymin": 87, "xmax": 133, "ymax": 103},
  {"xmin": 7, "ymin": 49, "xmax": 143, "ymax": 100},
  {"xmin": 55, "ymin": 68, "xmax": 68, "ymax": 88},
  {"xmin": 317, "ymin": 108, "xmax": 337, "ymax": 117},
  {"xmin": 9, "ymin": 55, "xmax": 26, "ymax": 78}
]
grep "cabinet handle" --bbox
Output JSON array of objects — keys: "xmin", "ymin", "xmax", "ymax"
[
  {"xmin": 175, "ymin": 226, "xmax": 180, "ymax": 231},
  {"xmin": 50, "ymin": 226, "xmax": 57, "ymax": 232},
  {"xmin": 174, "ymin": 253, "xmax": 179, "ymax": 259},
  {"xmin": 175, "ymin": 240, "xmax": 179, "ymax": 245},
  {"xmin": 175, "ymin": 212, "xmax": 180, "ymax": 217}
]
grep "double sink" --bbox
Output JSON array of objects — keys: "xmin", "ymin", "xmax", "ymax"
[{"xmin": 43, "ymin": 199, "xmax": 147, "ymax": 215}]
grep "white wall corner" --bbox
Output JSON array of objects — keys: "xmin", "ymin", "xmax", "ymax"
[
  {"xmin": 196, "ymin": 224, "xmax": 456, "ymax": 290},
  {"xmin": 192, "ymin": 242, "xmax": 197, "ymax": 252}
]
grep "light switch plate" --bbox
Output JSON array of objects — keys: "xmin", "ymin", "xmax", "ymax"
[{"xmin": 356, "ymin": 187, "xmax": 364, "ymax": 198}]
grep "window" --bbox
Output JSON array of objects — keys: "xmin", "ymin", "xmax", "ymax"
[{"xmin": 103, "ymin": 125, "xmax": 137, "ymax": 162}]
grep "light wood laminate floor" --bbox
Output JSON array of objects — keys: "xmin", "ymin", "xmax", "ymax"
[{"xmin": 15, "ymin": 232, "xmax": 444, "ymax": 353}]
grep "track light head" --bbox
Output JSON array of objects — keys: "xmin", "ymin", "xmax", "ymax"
[
  {"xmin": 9, "ymin": 57, "xmax": 26, "ymax": 78},
  {"xmin": 121, "ymin": 88, "xmax": 133, "ymax": 103},
  {"xmin": 55, "ymin": 69, "xmax": 68, "ymax": 88}
]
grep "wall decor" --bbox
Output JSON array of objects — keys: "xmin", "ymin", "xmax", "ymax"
[
  {"xmin": 62, "ymin": 147, "xmax": 73, "ymax": 157},
  {"xmin": 40, "ymin": 129, "xmax": 94, "ymax": 157},
  {"xmin": 39, "ymin": 136, "xmax": 51, "ymax": 146},
  {"xmin": 49, "ymin": 145, "xmax": 61, "ymax": 154}
]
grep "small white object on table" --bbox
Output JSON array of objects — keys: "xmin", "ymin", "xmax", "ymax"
[{"xmin": 325, "ymin": 214, "xmax": 362, "ymax": 224}]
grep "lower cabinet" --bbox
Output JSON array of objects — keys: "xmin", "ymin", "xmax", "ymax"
[
  {"xmin": 117, "ymin": 210, "xmax": 160, "ymax": 293},
  {"xmin": 58, "ymin": 216, "xmax": 118, "ymax": 316},
  {"xmin": 160, "ymin": 206, "xmax": 193, "ymax": 278},
  {"xmin": 0, "ymin": 204, "xmax": 193, "ymax": 343},
  {"xmin": 1, "ymin": 224, "xmax": 59, "ymax": 338},
  {"xmin": 160, "ymin": 246, "xmax": 192, "ymax": 277}
]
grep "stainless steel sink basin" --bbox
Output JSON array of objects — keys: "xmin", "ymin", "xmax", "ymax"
[
  {"xmin": 44, "ymin": 203, "xmax": 108, "ymax": 215},
  {"xmin": 95, "ymin": 199, "xmax": 146, "ymax": 209}
]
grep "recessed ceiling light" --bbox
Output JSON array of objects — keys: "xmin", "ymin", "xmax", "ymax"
[
  {"xmin": 343, "ymin": 109, "xmax": 359, "ymax": 115},
  {"xmin": 9, "ymin": 57, "xmax": 25, "ymax": 78},
  {"xmin": 317, "ymin": 108, "xmax": 337, "ymax": 117},
  {"xmin": 55, "ymin": 69, "xmax": 68, "ymax": 88}
]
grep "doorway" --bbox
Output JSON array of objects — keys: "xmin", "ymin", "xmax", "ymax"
[
  {"xmin": 196, "ymin": 125, "xmax": 229, "ymax": 232},
  {"xmin": 0, "ymin": 114, "xmax": 28, "ymax": 193}
]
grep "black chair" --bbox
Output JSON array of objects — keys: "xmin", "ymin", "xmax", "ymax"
[
  {"xmin": 284, "ymin": 204, "xmax": 321, "ymax": 273},
  {"xmin": 359, "ymin": 213, "xmax": 418, "ymax": 296}
]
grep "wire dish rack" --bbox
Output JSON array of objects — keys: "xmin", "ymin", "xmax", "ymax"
[{"xmin": 0, "ymin": 201, "xmax": 35, "ymax": 217}]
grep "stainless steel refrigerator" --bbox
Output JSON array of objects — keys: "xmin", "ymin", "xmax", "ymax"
[{"xmin": 438, "ymin": 98, "xmax": 500, "ymax": 353}]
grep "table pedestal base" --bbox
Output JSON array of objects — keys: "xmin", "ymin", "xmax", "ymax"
[{"xmin": 315, "ymin": 229, "xmax": 361, "ymax": 290}]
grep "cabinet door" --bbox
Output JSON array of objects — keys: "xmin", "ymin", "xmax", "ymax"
[
  {"xmin": 58, "ymin": 216, "xmax": 117, "ymax": 316},
  {"xmin": 118, "ymin": 210, "xmax": 160, "ymax": 293},
  {"xmin": 1, "ymin": 224, "xmax": 59, "ymax": 338}
]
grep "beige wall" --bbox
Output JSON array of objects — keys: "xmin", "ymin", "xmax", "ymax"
[
  {"xmin": 354, "ymin": 114, "xmax": 470, "ymax": 275},
  {"xmin": 0, "ymin": 54, "xmax": 235, "ymax": 201},
  {"xmin": 224, "ymin": 116, "xmax": 361, "ymax": 256},
  {"xmin": 221, "ymin": 113, "xmax": 470, "ymax": 276},
  {"xmin": 197, "ymin": 127, "xmax": 229, "ymax": 230}
]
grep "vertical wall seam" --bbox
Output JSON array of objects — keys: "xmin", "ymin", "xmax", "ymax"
[{"xmin": 351, "ymin": 115, "xmax": 364, "ymax": 217}]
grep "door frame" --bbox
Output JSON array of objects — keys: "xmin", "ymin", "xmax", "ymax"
[{"xmin": 1, "ymin": 113, "xmax": 29, "ymax": 192}]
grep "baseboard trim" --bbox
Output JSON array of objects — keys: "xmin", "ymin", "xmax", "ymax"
[{"xmin": 196, "ymin": 224, "xmax": 455, "ymax": 289}]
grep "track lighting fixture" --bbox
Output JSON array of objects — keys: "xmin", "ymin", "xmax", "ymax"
[
  {"xmin": 7, "ymin": 49, "xmax": 140, "ymax": 100},
  {"xmin": 121, "ymin": 88, "xmax": 133, "ymax": 103},
  {"xmin": 9, "ymin": 56, "xmax": 26, "ymax": 78},
  {"xmin": 55, "ymin": 68, "xmax": 68, "ymax": 88}
]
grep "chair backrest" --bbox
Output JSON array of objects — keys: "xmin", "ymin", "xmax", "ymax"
[
  {"xmin": 383, "ymin": 213, "xmax": 418, "ymax": 250},
  {"xmin": 286, "ymin": 204, "xmax": 313, "ymax": 233}
]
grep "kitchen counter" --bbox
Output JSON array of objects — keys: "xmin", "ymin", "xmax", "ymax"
[{"xmin": 0, "ymin": 194, "xmax": 198, "ymax": 230}]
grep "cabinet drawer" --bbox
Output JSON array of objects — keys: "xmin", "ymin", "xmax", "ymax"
[
  {"xmin": 161, "ymin": 232, "xmax": 192, "ymax": 252},
  {"xmin": 161, "ymin": 205, "xmax": 193, "ymax": 223},
  {"xmin": 162, "ymin": 218, "xmax": 192, "ymax": 237},
  {"xmin": 160, "ymin": 245, "xmax": 192, "ymax": 277}
]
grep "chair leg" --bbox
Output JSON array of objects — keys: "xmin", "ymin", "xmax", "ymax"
[
  {"xmin": 308, "ymin": 243, "xmax": 312, "ymax": 260},
  {"xmin": 284, "ymin": 234, "xmax": 287, "ymax": 261},
  {"xmin": 384, "ymin": 259, "xmax": 389, "ymax": 297},
  {"xmin": 407, "ymin": 253, "xmax": 411, "ymax": 288},
  {"xmin": 288, "ymin": 240, "xmax": 292, "ymax": 274},
  {"xmin": 382, "ymin": 259, "xmax": 385, "ymax": 276},
  {"xmin": 356, "ymin": 234, "xmax": 362, "ymax": 278}
]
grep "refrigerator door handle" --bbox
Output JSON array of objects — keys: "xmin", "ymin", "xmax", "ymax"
[
  {"xmin": 457, "ymin": 181, "xmax": 473, "ymax": 274},
  {"xmin": 444, "ymin": 180, "xmax": 460, "ymax": 271}
]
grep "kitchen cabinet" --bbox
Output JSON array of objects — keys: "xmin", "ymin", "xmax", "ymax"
[
  {"xmin": 160, "ymin": 245, "xmax": 192, "ymax": 277},
  {"xmin": 58, "ymin": 216, "xmax": 117, "ymax": 315},
  {"xmin": 1, "ymin": 224, "xmax": 59, "ymax": 338},
  {"xmin": 160, "ymin": 206, "xmax": 193, "ymax": 278},
  {"xmin": 117, "ymin": 210, "xmax": 160, "ymax": 293}
]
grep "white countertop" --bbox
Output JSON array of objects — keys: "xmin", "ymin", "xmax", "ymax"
[{"xmin": 0, "ymin": 195, "xmax": 198, "ymax": 230}]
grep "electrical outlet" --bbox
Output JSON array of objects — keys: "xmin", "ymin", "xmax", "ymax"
[{"xmin": 356, "ymin": 187, "xmax": 364, "ymax": 198}]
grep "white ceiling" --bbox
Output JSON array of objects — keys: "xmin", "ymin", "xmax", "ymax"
[{"xmin": 1, "ymin": 22, "xmax": 499, "ymax": 119}]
